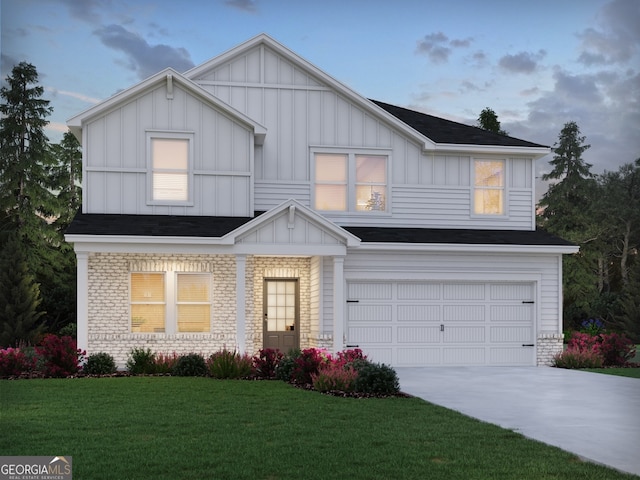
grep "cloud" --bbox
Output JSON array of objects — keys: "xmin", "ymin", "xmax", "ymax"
[
  {"xmin": 45, "ymin": 87, "xmax": 102, "ymax": 104},
  {"xmin": 225, "ymin": 0, "xmax": 258, "ymax": 12},
  {"xmin": 578, "ymin": 0, "xmax": 640, "ymax": 66},
  {"xmin": 416, "ymin": 32, "xmax": 472, "ymax": 64},
  {"xmin": 94, "ymin": 24, "xmax": 195, "ymax": 79},
  {"xmin": 57, "ymin": 0, "xmax": 105, "ymax": 24},
  {"xmin": 498, "ymin": 50, "xmax": 546, "ymax": 74}
]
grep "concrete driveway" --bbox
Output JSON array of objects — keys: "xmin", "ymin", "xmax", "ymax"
[{"xmin": 395, "ymin": 367, "xmax": 640, "ymax": 477}]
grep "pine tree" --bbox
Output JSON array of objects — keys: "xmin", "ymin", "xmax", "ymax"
[
  {"xmin": 0, "ymin": 233, "xmax": 45, "ymax": 347},
  {"xmin": 49, "ymin": 131, "xmax": 82, "ymax": 228},
  {"xmin": 0, "ymin": 62, "xmax": 56, "ymax": 245},
  {"xmin": 476, "ymin": 107, "xmax": 508, "ymax": 135}
]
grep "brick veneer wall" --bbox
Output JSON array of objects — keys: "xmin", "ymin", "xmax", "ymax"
[
  {"xmin": 537, "ymin": 333, "xmax": 564, "ymax": 366},
  {"xmin": 87, "ymin": 253, "xmax": 238, "ymax": 368}
]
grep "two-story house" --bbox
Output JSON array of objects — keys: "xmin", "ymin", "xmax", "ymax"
[{"xmin": 65, "ymin": 34, "xmax": 577, "ymax": 368}]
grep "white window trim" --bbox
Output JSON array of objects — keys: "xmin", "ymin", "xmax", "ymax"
[
  {"xmin": 129, "ymin": 271, "xmax": 213, "ymax": 335},
  {"xmin": 471, "ymin": 158, "xmax": 508, "ymax": 218},
  {"xmin": 311, "ymin": 147, "xmax": 391, "ymax": 215},
  {"xmin": 146, "ymin": 130, "xmax": 195, "ymax": 206}
]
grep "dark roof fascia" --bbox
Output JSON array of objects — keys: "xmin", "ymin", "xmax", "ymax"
[{"xmin": 371, "ymin": 100, "xmax": 548, "ymax": 149}]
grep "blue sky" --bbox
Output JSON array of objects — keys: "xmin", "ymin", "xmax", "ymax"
[{"xmin": 2, "ymin": 0, "xmax": 639, "ymax": 184}]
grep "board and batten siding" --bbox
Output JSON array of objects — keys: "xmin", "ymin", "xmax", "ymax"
[
  {"xmin": 83, "ymin": 83, "xmax": 253, "ymax": 217},
  {"xmin": 193, "ymin": 44, "xmax": 535, "ymax": 230}
]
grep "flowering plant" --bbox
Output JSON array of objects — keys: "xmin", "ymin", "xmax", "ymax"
[
  {"xmin": 291, "ymin": 348, "xmax": 332, "ymax": 384},
  {"xmin": 312, "ymin": 363, "xmax": 358, "ymax": 392},
  {"xmin": 0, "ymin": 347, "xmax": 37, "ymax": 378},
  {"xmin": 35, "ymin": 335, "xmax": 85, "ymax": 378},
  {"xmin": 579, "ymin": 318, "xmax": 605, "ymax": 336},
  {"xmin": 253, "ymin": 348, "xmax": 284, "ymax": 378}
]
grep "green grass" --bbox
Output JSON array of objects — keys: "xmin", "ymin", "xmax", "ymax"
[
  {"xmin": 583, "ymin": 368, "xmax": 640, "ymax": 378},
  {"xmin": 1, "ymin": 378, "xmax": 637, "ymax": 480}
]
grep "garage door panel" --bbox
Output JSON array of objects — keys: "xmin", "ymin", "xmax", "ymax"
[
  {"xmin": 397, "ymin": 326, "xmax": 441, "ymax": 343},
  {"xmin": 444, "ymin": 283, "xmax": 484, "ymax": 300},
  {"xmin": 491, "ymin": 283, "xmax": 534, "ymax": 300},
  {"xmin": 364, "ymin": 348, "xmax": 393, "ymax": 365},
  {"xmin": 490, "ymin": 326, "xmax": 532, "ymax": 343},
  {"xmin": 398, "ymin": 305, "xmax": 441, "ymax": 322},
  {"xmin": 443, "ymin": 347, "xmax": 485, "ymax": 365},
  {"xmin": 444, "ymin": 305, "xmax": 485, "ymax": 321},
  {"xmin": 348, "ymin": 326, "xmax": 392, "ymax": 343},
  {"xmin": 397, "ymin": 348, "xmax": 441, "ymax": 365},
  {"xmin": 444, "ymin": 326, "xmax": 485, "ymax": 343},
  {"xmin": 398, "ymin": 283, "xmax": 440, "ymax": 300},
  {"xmin": 348, "ymin": 305, "xmax": 392, "ymax": 322},
  {"xmin": 348, "ymin": 282, "xmax": 392, "ymax": 300},
  {"xmin": 491, "ymin": 305, "xmax": 531, "ymax": 322}
]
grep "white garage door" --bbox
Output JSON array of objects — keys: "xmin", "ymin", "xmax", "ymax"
[{"xmin": 346, "ymin": 281, "xmax": 535, "ymax": 366}]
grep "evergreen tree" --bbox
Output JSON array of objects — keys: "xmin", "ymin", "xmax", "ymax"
[
  {"xmin": 476, "ymin": 107, "xmax": 508, "ymax": 135},
  {"xmin": 0, "ymin": 62, "xmax": 56, "ymax": 244},
  {"xmin": 0, "ymin": 233, "xmax": 45, "ymax": 347},
  {"xmin": 49, "ymin": 131, "xmax": 82, "ymax": 228}
]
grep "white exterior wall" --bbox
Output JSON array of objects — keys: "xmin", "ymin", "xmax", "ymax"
[
  {"xmin": 191, "ymin": 44, "xmax": 535, "ymax": 230},
  {"xmin": 83, "ymin": 83, "xmax": 253, "ymax": 216}
]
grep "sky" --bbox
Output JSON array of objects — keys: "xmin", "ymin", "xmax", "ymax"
[{"xmin": 2, "ymin": 0, "xmax": 639, "ymax": 194}]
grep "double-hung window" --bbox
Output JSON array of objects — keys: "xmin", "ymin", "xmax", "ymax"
[
  {"xmin": 314, "ymin": 152, "xmax": 388, "ymax": 212},
  {"xmin": 473, "ymin": 160, "xmax": 505, "ymax": 215},
  {"xmin": 130, "ymin": 272, "xmax": 212, "ymax": 333},
  {"xmin": 148, "ymin": 132, "xmax": 193, "ymax": 204}
]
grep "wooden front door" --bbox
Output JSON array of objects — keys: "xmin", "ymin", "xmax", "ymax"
[{"xmin": 263, "ymin": 279, "xmax": 299, "ymax": 352}]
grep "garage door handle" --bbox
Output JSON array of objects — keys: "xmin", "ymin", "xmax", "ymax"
[
  {"xmin": 346, "ymin": 300, "xmax": 359, "ymax": 303},
  {"xmin": 522, "ymin": 344, "xmax": 534, "ymax": 347},
  {"xmin": 522, "ymin": 301, "xmax": 535, "ymax": 304}
]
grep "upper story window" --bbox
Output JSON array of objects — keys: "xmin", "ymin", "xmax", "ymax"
[
  {"xmin": 473, "ymin": 160, "xmax": 505, "ymax": 215},
  {"xmin": 314, "ymin": 151, "xmax": 388, "ymax": 212},
  {"xmin": 147, "ymin": 132, "xmax": 193, "ymax": 205}
]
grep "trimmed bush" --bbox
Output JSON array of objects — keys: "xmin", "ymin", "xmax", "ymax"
[
  {"xmin": 275, "ymin": 348, "xmax": 301, "ymax": 382},
  {"xmin": 0, "ymin": 347, "xmax": 37, "ymax": 378},
  {"xmin": 253, "ymin": 348, "xmax": 283, "ymax": 378},
  {"xmin": 352, "ymin": 361, "xmax": 400, "ymax": 395},
  {"xmin": 84, "ymin": 352, "xmax": 117, "ymax": 375},
  {"xmin": 207, "ymin": 349, "xmax": 253, "ymax": 379},
  {"xmin": 173, "ymin": 353, "xmax": 207, "ymax": 377},
  {"xmin": 552, "ymin": 349, "xmax": 604, "ymax": 369},
  {"xmin": 35, "ymin": 335, "xmax": 85, "ymax": 378},
  {"xmin": 126, "ymin": 347, "xmax": 156, "ymax": 374}
]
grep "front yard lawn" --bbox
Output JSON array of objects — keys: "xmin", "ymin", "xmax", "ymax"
[
  {"xmin": 1, "ymin": 377, "xmax": 636, "ymax": 480},
  {"xmin": 583, "ymin": 368, "xmax": 640, "ymax": 379}
]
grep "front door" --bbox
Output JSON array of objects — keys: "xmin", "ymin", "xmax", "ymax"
[{"xmin": 263, "ymin": 279, "xmax": 299, "ymax": 351}]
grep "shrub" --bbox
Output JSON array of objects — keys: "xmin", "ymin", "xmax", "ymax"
[
  {"xmin": 173, "ymin": 353, "xmax": 207, "ymax": 377},
  {"xmin": 126, "ymin": 347, "xmax": 156, "ymax": 374},
  {"xmin": 0, "ymin": 347, "xmax": 37, "ymax": 378},
  {"xmin": 552, "ymin": 349, "xmax": 604, "ymax": 369},
  {"xmin": 334, "ymin": 348, "xmax": 367, "ymax": 367},
  {"xmin": 35, "ymin": 335, "xmax": 85, "ymax": 378},
  {"xmin": 291, "ymin": 348, "xmax": 331, "ymax": 385},
  {"xmin": 275, "ymin": 348, "xmax": 301, "ymax": 382},
  {"xmin": 598, "ymin": 333, "xmax": 636, "ymax": 366},
  {"xmin": 154, "ymin": 352, "xmax": 180, "ymax": 374},
  {"xmin": 352, "ymin": 361, "xmax": 400, "ymax": 395},
  {"xmin": 84, "ymin": 352, "xmax": 117, "ymax": 375},
  {"xmin": 312, "ymin": 363, "xmax": 358, "ymax": 393},
  {"xmin": 567, "ymin": 332, "xmax": 601, "ymax": 353},
  {"xmin": 207, "ymin": 349, "xmax": 253, "ymax": 379},
  {"xmin": 59, "ymin": 323, "xmax": 77, "ymax": 338},
  {"xmin": 253, "ymin": 348, "xmax": 283, "ymax": 378}
]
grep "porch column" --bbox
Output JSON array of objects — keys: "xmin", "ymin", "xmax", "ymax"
[
  {"xmin": 235, "ymin": 254, "xmax": 247, "ymax": 354},
  {"xmin": 332, "ymin": 256, "xmax": 345, "ymax": 353},
  {"xmin": 76, "ymin": 250, "xmax": 89, "ymax": 355}
]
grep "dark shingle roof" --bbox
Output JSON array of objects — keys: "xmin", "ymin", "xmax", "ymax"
[
  {"xmin": 371, "ymin": 100, "xmax": 547, "ymax": 148},
  {"xmin": 67, "ymin": 213, "xmax": 572, "ymax": 247},
  {"xmin": 344, "ymin": 226, "xmax": 573, "ymax": 246},
  {"xmin": 65, "ymin": 212, "xmax": 257, "ymax": 237}
]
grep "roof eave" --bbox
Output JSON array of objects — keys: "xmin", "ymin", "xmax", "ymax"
[
  {"xmin": 433, "ymin": 143, "xmax": 550, "ymax": 158},
  {"xmin": 352, "ymin": 242, "xmax": 579, "ymax": 254}
]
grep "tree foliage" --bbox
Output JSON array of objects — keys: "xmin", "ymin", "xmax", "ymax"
[
  {"xmin": 0, "ymin": 62, "xmax": 80, "ymax": 342},
  {"xmin": 476, "ymin": 107, "xmax": 508, "ymax": 135}
]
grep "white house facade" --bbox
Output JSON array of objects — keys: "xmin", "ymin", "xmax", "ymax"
[{"xmin": 65, "ymin": 34, "xmax": 577, "ymax": 368}]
